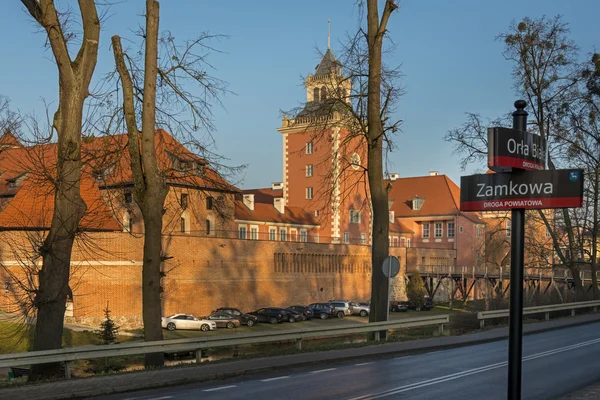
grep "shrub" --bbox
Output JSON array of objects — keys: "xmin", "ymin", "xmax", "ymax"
[
  {"xmin": 407, "ymin": 271, "xmax": 427, "ymax": 310},
  {"xmin": 96, "ymin": 303, "xmax": 119, "ymax": 344}
]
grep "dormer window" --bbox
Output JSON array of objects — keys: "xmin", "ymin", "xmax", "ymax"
[
  {"xmin": 124, "ymin": 192, "xmax": 133, "ymax": 204},
  {"xmin": 8, "ymin": 180, "xmax": 16, "ymax": 189},
  {"xmin": 412, "ymin": 196, "xmax": 424, "ymax": 211}
]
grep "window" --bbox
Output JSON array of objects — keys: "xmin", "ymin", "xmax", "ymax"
[
  {"xmin": 206, "ymin": 196, "xmax": 213, "ymax": 210},
  {"xmin": 350, "ymin": 210, "xmax": 361, "ymax": 224},
  {"xmin": 447, "ymin": 222, "xmax": 455, "ymax": 238},
  {"xmin": 250, "ymin": 226, "xmax": 258, "ymax": 240},
  {"xmin": 321, "ymin": 86, "xmax": 327, "ymax": 100},
  {"xmin": 422, "ymin": 223, "xmax": 430, "ymax": 238},
  {"xmin": 392, "ymin": 237, "xmax": 399, "ymax": 247},
  {"xmin": 239, "ymin": 225, "xmax": 247, "ymax": 240},
  {"xmin": 269, "ymin": 227, "xmax": 277, "ymax": 241},
  {"xmin": 180, "ymin": 193, "xmax": 188, "ymax": 209},
  {"xmin": 314, "ymin": 210, "xmax": 320, "ymax": 217},
  {"xmin": 306, "ymin": 187, "xmax": 313, "ymax": 200},
  {"xmin": 476, "ymin": 225, "xmax": 482, "ymax": 238},
  {"xmin": 343, "ymin": 232, "xmax": 350, "ymax": 243},
  {"xmin": 280, "ymin": 228, "xmax": 287, "ymax": 241},
  {"xmin": 313, "ymin": 87, "xmax": 320, "ymax": 102},
  {"xmin": 506, "ymin": 219, "xmax": 512, "ymax": 237},
  {"xmin": 361, "ymin": 233, "xmax": 367, "ymax": 245},
  {"xmin": 205, "ymin": 219, "xmax": 211, "ymax": 235},
  {"xmin": 459, "ymin": 226, "xmax": 464, "ymax": 233},
  {"xmin": 300, "ymin": 229, "xmax": 308, "ymax": 243},
  {"xmin": 306, "ymin": 164, "xmax": 313, "ymax": 177},
  {"xmin": 306, "ymin": 141, "xmax": 313, "ymax": 155},
  {"xmin": 124, "ymin": 192, "xmax": 133, "ymax": 204},
  {"xmin": 180, "ymin": 217, "xmax": 186, "ymax": 233},
  {"xmin": 407, "ymin": 239, "xmax": 411, "ymax": 248},
  {"xmin": 434, "ymin": 222, "xmax": 443, "ymax": 238}
]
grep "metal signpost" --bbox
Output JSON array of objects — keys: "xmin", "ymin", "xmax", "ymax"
[
  {"xmin": 382, "ymin": 256, "xmax": 400, "ymax": 322},
  {"xmin": 459, "ymin": 100, "xmax": 584, "ymax": 400}
]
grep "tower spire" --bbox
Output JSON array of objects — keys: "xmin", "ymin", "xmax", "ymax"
[{"xmin": 327, "ymin": 20, "xmax": 331, "ymax": 49}]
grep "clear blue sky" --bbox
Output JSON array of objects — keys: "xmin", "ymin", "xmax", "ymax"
[{"xmin": 1, "ymin": 0, "xmax": 598, "ymax": 188}]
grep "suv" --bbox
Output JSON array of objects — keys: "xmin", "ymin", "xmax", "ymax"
[
  {"xmin": 389, "ymin": 301, "xmax": 409, "ymax": 312},
  {"xmin": 307, "ymin": 303, "xmax": 337, "ymax": 319},
  {"xmin": 349, "ymin": 301, "xmax": 370, "ymax": 317},
  {"xmin": 212, "ymin": 307, "xmax": 258, "ymax": 327},
  {"xmin": 328, "ymin": 300, "xmax": 353, "ymax": 318}
]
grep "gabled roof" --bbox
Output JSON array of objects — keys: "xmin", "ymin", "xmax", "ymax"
[{"xmin": 234, "ymin": 200, "xmax": 318, "ymax": 226}]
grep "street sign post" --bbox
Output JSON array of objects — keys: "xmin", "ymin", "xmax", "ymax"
[
  {"xmin": 488, "ymin": 127, "xmax": 547, "ymax": 172},
  {"xmin": 382, "ymin": 256, "xmax": 400, "ymax": 322}
]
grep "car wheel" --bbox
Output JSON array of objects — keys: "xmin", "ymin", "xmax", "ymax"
[
  {"xmin": 337, "ymin": 311, "xmax": 345, "ymax": 319},
  {"xmin": 269, "ymin": 317, "xmax": 278, "ymax": 324},
  {"xmin": 246, "ymin": 320, "xmax": 255, "ymax": 327},
  {"xmin": 320, "ymin": 313, "xmax": 328, "ymax": 320},
  {"xmin": 201, "ymin": 324, "xmax": 210, "ymax": 332},
  {"xmin": 226, "ymin": 322, "xmax": 234, "ymax": 329},
  {"xmin": 289, "ymin": 316, "xmax": 296, "ymax": 323},
  {"xmin": 167, "ymin": 322, "xmax": 176, "ymax": 331},
  {"xmin": 360, "ymin": 310, "xmax": 368, "ymax": 317}
]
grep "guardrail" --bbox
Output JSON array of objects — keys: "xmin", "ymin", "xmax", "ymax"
[
  {"xmin": 0, "ymin": 314, "xmax": 449, "ymax": 379},
  {"xmin": 477, "ymin": 300, "xmax": 600, "ymax": 329},
  {"xmin": 410, "ymin": 265, "xmax": 600, "ymax": 282}
]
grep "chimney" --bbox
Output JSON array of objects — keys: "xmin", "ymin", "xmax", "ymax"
[
  {"xmin": 429, "ymin": 171, "xmax": 439, "ymax": 176},
  {"xmin": 389, "ymin": 210, "xmax": 395, "ymax": 223},
  {"xmin": 389, "ymin": 173, "xmax": 399, "ymax": 181},
  {"xmin": 274, "ymin": 197, "xmax": 285, "ymax": 214},
  {"xmin": 243, "ymin": 194, "xmax": 254, "ymax": 211},
  {"xmin": 271, "ymin": 182, "xmax": 284, "ymax": 190}
]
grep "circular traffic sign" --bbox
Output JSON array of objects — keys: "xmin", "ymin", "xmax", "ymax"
[{"xmin": 382, "ymin": 256, "xmax": 400, "ymax": 278}]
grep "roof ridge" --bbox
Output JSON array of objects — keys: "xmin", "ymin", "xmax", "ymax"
[{"xmin": 442, "ymin": 175, "xmax": 460, "ymax": 211}]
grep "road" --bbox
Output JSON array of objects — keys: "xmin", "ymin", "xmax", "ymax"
[{"xmin": 93, "ymin": 322, "xmax": 600, "ymax": 400}]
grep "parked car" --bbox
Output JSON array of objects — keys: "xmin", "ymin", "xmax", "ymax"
[
  {"xmin": 405, "ymin": 297, "xmax": 434, "ymax": 311},
  {"xmin": 389, "ymin": 301, "xmax": 409, "ymax": 312},
  {"xmin": 288, "ymin": 305, "xmax": 313, "ymax": 320},
  {"xmin": 161, "ymin": 314, "xmax": 217, "ymax": 331},
  {"xmin": 347, "ymin": 301, "xmax": 370, "ymax": 317},
  {"xmin": 206, "ymin": 313, "xmax": 241, "ymax": 329},
  {"xmin": 270, "ymin": 308, "xmax": 302, "ymax": 323},
  {"xmin": 212, "ymin": 307, "xmax": 258, "ymax": 327},
  {"xmin": 307, "ymin": 303, "xmax": 338, "ymax": 319},
  {"xmin": 328, "ymin": 300, "xmax": 353, "ymax": 318},
  {"xmin": 247, "ymin": 308, "xmax": 287, "ymax": 324}
]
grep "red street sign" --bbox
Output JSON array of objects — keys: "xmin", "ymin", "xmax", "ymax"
[
  {"xmin": 488, "ymin": 127, "xmax": 547, "ymax": 172},
  {"xmin": 460, "ymin": 169, "xmax": 583, "ymax": 211}
]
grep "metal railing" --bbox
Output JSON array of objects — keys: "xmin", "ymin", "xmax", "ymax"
[
  {"xmin": 0, "ymin": 315, "xmax": 449, "ymax": 379},
  {"xmin": 409, "ymin": 265, "xmax": 599, "ymax": 281},
  {"xmin": 477, "ymin": 300, "xmax": 600, "ymax": 329}
]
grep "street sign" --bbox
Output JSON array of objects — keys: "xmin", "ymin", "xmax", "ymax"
[
  {"xmin": 382, "ymin": 256, "xmax": 400, "ymax": 278},
  {"xmin": 488, "ymin": 127, "xmax": 547, "ymax": 172},
  {"xmin": 460, "ymin": 169, "xmax": 584, "ymax": 211}
]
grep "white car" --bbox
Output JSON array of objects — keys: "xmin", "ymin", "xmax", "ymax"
[{"xmin": 161, "ymin": 314, "xmax": 217, "ymax": 331}]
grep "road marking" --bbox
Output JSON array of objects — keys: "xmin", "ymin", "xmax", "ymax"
[
  {"xmin": 393, "ymin": 356, "xmax": 411, "ymax": 360},
  {"xmin": 203, "ymin": 385, "xmax": 237, "ymax": 392},
  {"xmin": 354, "ymin": 362, "xmax": 374, "ymax": 366},
  {"xmin": 261, "ymin": 376, "xmax": 290, "ymax": 382},
  {"xmin": 347, "ymin": 337, "xmax": 600, "ymax": 400},
  {"xmin": 145, "ymin": 397, "xmax": 172, "ymax": 400},
  {"xmin": 310, "ymin": 367, "xmax": 337, "ymax": 373}
]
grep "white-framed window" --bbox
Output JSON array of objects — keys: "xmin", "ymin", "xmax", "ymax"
[
  {"xmin": 250, "ymin": 225, "xmax": 259, "ymax": 240},
  {"xmin": 447, "ymin": 222, "xmax": 455, "ymax": 238},
  {"xmin": 476, "ymin": 225, "xmax": 482, "ymax": 238},
  {"xmin": 361, "ymin": 233, "xmax": 367, "ymax": 245},
  {"xmin": 269, "ymin": 226, "xmax": 277, "ymax": 241},
  {"xmin": 392, "ymin": 236, "xmax": 399, "ymax": 247},
  {"xmin": 407, "ymin": 239, "xmax": 411, "ymax": 248},
  {"xmin": 238, "ymin": 225, "xmax": 247, "ymax": 240},
  {"xmin": 506, "ymin": 219, "xmax": 512, "ymax": 237},
  {"xmin": 300, "ymin": 229, "xmax": 308, "ymax": 242},
  {"xmin": 280, "ymin": 228, "xmax": 287, "ymax": 241},
  {"xmin": 343, "ymin": 232, "xmax": 350, "ymax": 243},
  {"xmin": 306, "ymin": 141, "xmax": 313, "ymax": 155},
  {"xmin": 459, "ymin": 226, "xmax": 464, "ymax": 233},
  {"xmin": 315, "ymin": 210, "xmax": 320, "ymax": 217},
  {"xmin": 306, "ymin": 164, "xmax": 313, "ymax": 177},
  {"xmin": 350, "ymin": 209, "xmax": 361, "ymax": 224},
  {"xmin": 306, "ymin": 187, "xmax": 313, "ymax": 199},
  {"xmin": 290, "ymin": 228, "xmax": 298, "ymax": 241},
  {"xmin": 434, "ymin": 222, "xmax": 443, "ymax": 238},
  {"xmin": 422, "ymin": 223, "xmax": 430, "ymax": 238}
]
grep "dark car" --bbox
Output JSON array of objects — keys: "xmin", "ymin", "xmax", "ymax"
[
  {"xmin": 389, "ymin": 301, "xmax": 409, "ymax": 312},
  {"xmin": 271, "ymin": 308, "xmax": 302, "ymax": 323},
  {"xmin": 288, "ymin": 305, "xmax": 313, "ymax": 320},
  {"xmin": 247, "ymin": 308, "xmax": 287, "ymax": 324},
  {"xmin": 406, "ymin": 297, "xmax": 434, "ymax": 311},
  {"xmin": 212, "ymin": 307, "xmax": 258, "ymax": 327},
  {"xmin": 307, "ymin": 303, "xmax": 338, "ymax": 319},
  {"xmin": 206, "ymin": 313, "xmax": 241, "ymax": 329}
]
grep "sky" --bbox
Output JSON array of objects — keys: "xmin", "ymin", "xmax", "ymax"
[{"xmin": 1, "ymin": 0, "xmax": 599, "ymax": 189}]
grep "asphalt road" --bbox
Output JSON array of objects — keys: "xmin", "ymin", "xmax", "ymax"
[{"xmin": 93, "ymin": 322, "xmax": 600, "ymax": 400}]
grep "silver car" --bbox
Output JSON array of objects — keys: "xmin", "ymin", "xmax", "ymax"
[
  {"xmin": 328, "ymin": 300, "xmax": 353, "ymax": 318},
  {"xmin": 350, "ymin": 301, "xmax": 370, "ymax": 317},
  {"xmin": 161, "ymin": 313, "xmax": 217, "ymax": 331}
]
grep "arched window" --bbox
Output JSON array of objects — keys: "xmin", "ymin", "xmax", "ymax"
[
  {"xmin": 180, "ymin": 217, "xmax": 186, "ymax": 233},
  {"xmin": 206, "ymin": 219, "xmax": 211, "ymax": 235},
  {"xmin": 122, "ymin": 212, "xmax": 133, "ymax": 233},
  {"xmin": 321, "ymin": 86, "xmax": 327, "ymax": 100},
  {"xmin": 180, "ymin": 211, "xmax": 190, "ymax": 234},
  {"xmin": 313, "ymin": 87, "xmax": 320, "ymax": 102}
]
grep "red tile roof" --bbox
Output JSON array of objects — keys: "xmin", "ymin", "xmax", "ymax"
[
  {"xmin": 234, "ymin": 199, "xmax": 318, "ymax": 226},
  {"xmin": 390, "ymin": 220, "xmax": 413, "ymax": 234},
  {"xmin": 0, "ymin": 132, "xmax": 22, "ymax": 149},
  {"xmin": 241, "ymin": 187, "xmax": 283, "ymax": 204}
]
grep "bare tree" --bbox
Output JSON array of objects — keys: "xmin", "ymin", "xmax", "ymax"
[
  {"xmin": 20, "ymin": 0, "xmax": 100, "ymax": 380},
  {"xmin": 0, "ymin": 96, "xmax": 20, "ymax": 134}
]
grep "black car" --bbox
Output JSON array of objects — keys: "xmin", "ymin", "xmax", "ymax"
[
  {"xmin": 307, "ymin": 303, "xmax": 337, "ymax": 319},
  {"xmin": 406, "ymin": 297, "xmax": 434, "ymax": 311},
  {"xmin": 247, "ymin": 308, "xmax": 287, "ymax": 324},
  {"xmin": 212, "ymin": 307, "xmax": 258, "ymax": 327},
  {"xmin": 288, "ymin": 305, "xmax": 313, "ymax": 320},
  {"xmin": 389, "ymin": 301, "xmax": 409, "ymax": 312},
  {"xmin": 271, "ymin": 308, "xmax": 302, "ymax": 323}
]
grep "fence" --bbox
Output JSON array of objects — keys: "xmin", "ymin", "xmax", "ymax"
[
  {"xmin": 408, "ymin": 265, "xmax": 599, "ymax": 281},
  {"xmin": 0, "ymin": 315, "xmax": 449, "ymax": 379},
  {"xmin": 477, "ymin": 300, "xmax": 600, "ymax": 329}
]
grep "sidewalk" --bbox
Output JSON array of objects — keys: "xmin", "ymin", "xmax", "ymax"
[
  {"xmin": 2, "ymin": 313, "xmax": 600, "ymax": 400},
  {"xmin": 559, "ymin": 382, "xmax": 600, "ymax": 399}
]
